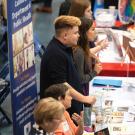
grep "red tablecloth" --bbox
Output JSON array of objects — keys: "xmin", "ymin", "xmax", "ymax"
[
  {"xmin": 95, "ymin": 21, "xmax": 135, "ymax": 77},
  {"xmin": 99, "ymin": 63, "xmax": 135, "ymax": 77}
]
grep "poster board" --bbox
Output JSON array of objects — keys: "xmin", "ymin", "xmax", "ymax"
[{"xmin": 7, "ymin": 0, "xmax": 38, "ymax": 135}]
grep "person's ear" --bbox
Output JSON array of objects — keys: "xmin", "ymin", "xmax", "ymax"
[{"xmin": 63, "ymin": 31, "xmax": 68, "ymax": 40}]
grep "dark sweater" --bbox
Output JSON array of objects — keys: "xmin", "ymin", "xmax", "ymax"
[{"xmin": 40, "ymin": 37, "xmax": 83, "ymax": 115}]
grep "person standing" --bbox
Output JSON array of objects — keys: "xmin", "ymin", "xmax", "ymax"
[
  {"xmin": 40, "ymin": 15, "xmax": 96, "ymax": 115},
  {"xmin": 73, "ymin": 17, "xmax": 102, "ymax": 95},
  {"xmin": 69, "ymin": 0, "xmax": 93, "ymax": 19},
  {"xmin": 68, "ymin": 0, "xmax": 108, "ymax": 54}
]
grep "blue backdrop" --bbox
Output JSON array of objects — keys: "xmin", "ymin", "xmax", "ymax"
[{"xmin": 7, "ymin": 0, "xmax": 38, "ymax": 135}]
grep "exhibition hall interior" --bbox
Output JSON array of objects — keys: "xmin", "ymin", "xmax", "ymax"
[{"xmin": 0, "ymin": 0, "xmax": 135, "ymax": 135}]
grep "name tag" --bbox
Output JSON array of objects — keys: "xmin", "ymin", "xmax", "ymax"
[{"xmin": 62, "ymin": 121, "xmax": 70, "ymax": 132}]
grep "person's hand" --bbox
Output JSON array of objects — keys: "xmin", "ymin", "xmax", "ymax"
[
  {"xmin": 84, "ymin": 96, "xmax": 96, "ymax": 105},
  {"xmin": 94, "ymin": 63, "xmax": 102, "ymax": 74},
  {"xmin": 96, "ymin": 39, "xmax": 109, "ymax": 50},
  {"xmin": 72, "ymin": 112, "xmax": 83, "ymax": 127}
]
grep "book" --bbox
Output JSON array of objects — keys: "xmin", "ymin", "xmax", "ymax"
[{"xmin": 93, "ymin": 79, "xmax": 122, "ymax": 87}]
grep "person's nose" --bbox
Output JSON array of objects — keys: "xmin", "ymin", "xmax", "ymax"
[
  {"xmin": 90, "ymin": 10, "xmax": 93, "ymax": 15},
  {"xmin": 78, "ymin": 33, "xmax": 80, "ymax": 38}
]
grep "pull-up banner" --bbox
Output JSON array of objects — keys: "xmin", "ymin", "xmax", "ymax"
[{"xmin": 7, "ymin": 0, "xmax": 38, "ymax": 135}]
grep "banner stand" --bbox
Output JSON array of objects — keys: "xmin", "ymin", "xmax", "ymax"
[{"xmin": 7, "ymin": 0, "xmax": 38, "ymax": 135}]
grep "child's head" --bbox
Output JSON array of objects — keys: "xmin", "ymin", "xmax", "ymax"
[{"xmin": 44, "ymin": 83, "xmax": 72, "ymax": 109}]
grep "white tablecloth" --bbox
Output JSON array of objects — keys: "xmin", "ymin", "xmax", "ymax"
[{"xmin": 89, "ymin": 76, "xmax": 135, "ymax": 135}]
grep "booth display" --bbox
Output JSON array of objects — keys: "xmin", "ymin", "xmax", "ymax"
[
  {"xmin": 93, "ymin": 0, "xmax": 135, "ymax": 77},
  {"xmin": 95, "ymin": 8, "xmax": 117, "ymax": 27},
  {"xmin": 6, "ymin": 0, "xmax": 38, "ymax": 135},
  {"xmin": 96, "ymin": 28, "xmax": 135, "ymax": 77},
  {"xmin": 89, "ymin": 76, "xmax": 135, "ymax": 135},
  {"xmin": 118, "ymin": 0, "xmax": 135, "ymax": 24}
]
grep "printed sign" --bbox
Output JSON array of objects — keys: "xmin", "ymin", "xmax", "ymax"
[{"xmin": 7, "ymin": 0, "xmax": 38, "ymax": 135}]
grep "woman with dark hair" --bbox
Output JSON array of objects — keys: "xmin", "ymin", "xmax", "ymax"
[
  {"xmin": 68, "ymin": 0, "xmax": 108, "ymax": 54},
  {"xmin": 73, "ymin": 17, "xmax": 102, "ymax": 95}
]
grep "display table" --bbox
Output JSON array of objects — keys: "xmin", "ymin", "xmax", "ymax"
[
  {"xmin": 97, "ymin": 29, "xmax": 135, "ymax": 77},
  {"xmin": 89, "ymin": 76, "xmax": 135, "ymax": 135},
  {"xmin": 100, "ymin": 62, "xmax": 135, "ymax": 77}
]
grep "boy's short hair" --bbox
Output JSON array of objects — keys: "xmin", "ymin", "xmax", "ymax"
[{"xmin": 54, "ymin": 15, "xmax": 81, "ymax": 30}]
